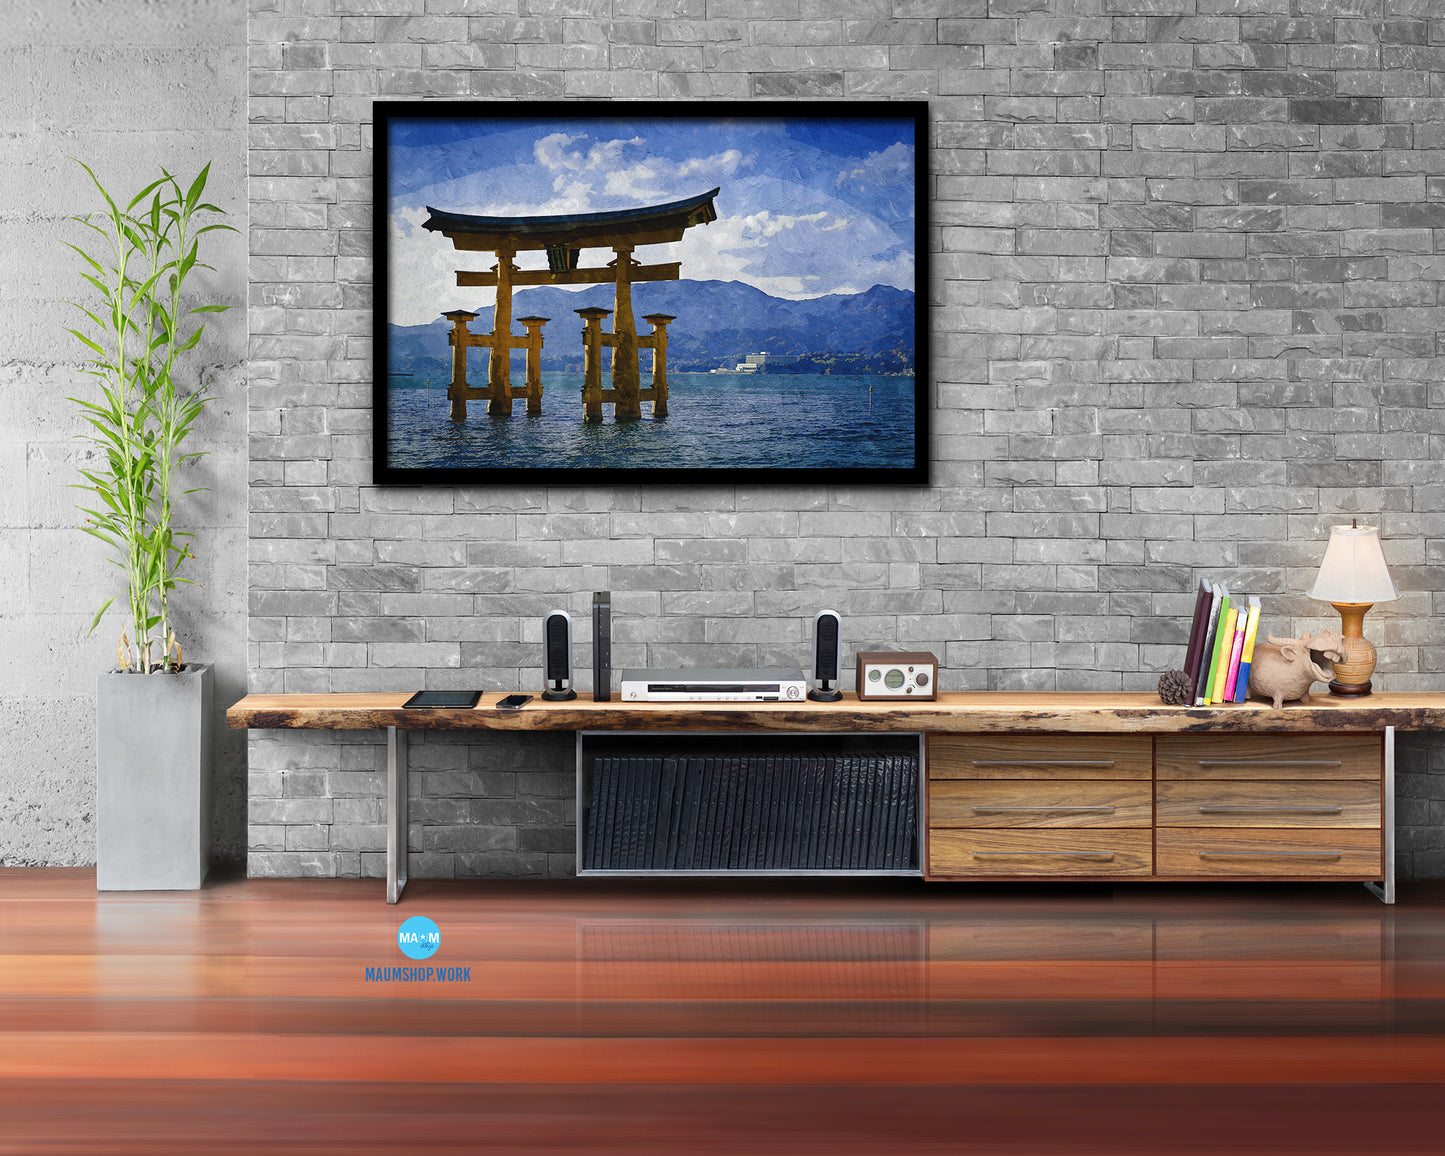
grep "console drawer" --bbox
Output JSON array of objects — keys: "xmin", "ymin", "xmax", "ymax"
[
  {"xmin": 1156, "ymin": 780, "xmax": 1380, "ymax": 828},
  {"xmin": 931, "ymin": 780, "xmax": 1152, "ymax": 828},
  {"xmin": 929, "ymin": 735, "xmax": 1151, "ymax": 780},
  {"xmin": 1156, "ymin": 828, "xmax": 1381, "ymax": 878},
  {"xmin": 930, "ymin": 830, "xmax": 1153, "ymax": 877},
  {"xmin": 1156, "ymin": 734, "xmax": 1380, "ymax": 781}
]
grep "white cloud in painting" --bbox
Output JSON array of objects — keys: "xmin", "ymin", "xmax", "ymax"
[
  {"xmin": 600, "ymin": 148, "xmax": 748, "ymax": 202},
  {"xmin": 656, "ymin": 173, "xmax": 912, "ymax": 301},
  {"xmin": 603, "ymin": 163, "xmax": 665, "ymax": 201},
  {"xmin": 384, "ymin": 118, "xmax": 916, "ymax": 323},
  {"xmin": 388, "ymin": 206, "xmax": 474, "ymax": 328},
  {"xmin": 837, "ymin": 141, "xmax": 914, "ymax": 192},
  {"xmin": 534, "ymin": 132, "xmax": 643, "ymax": 178}
]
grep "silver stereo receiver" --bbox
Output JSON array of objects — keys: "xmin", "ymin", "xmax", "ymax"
[{"xmin": 620, "ymin": 668, "xmax": 808, "ymax": 703}]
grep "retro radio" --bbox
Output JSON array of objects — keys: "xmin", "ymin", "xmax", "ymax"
[{"xmin": 855, "ymin": 651, "xmax": 938, "ymax": 701}]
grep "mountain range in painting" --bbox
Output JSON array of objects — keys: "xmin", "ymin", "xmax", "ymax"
[{"xmin": 387, "ymin": 280, "xmax": 915, "ymax": 378}]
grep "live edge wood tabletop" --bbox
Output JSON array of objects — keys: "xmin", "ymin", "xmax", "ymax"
[
  {"xmin": 227, "ymin": 690, "xmax": 1445, "ymax": 734},
  {"xmin": 226, "ymin": 691, "xmax": 1445, "ymax": 905}
]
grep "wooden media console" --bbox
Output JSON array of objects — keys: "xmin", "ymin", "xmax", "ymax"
[{"xmin": 228, "ymin": 691, "xmax": 1445, "ymax": 904}]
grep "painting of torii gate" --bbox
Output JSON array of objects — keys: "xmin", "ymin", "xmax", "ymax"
[{"xmin": 422, "ymin": 188, "xmax": 718, "ymax": 424}]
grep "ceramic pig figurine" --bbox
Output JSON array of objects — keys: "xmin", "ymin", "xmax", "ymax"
[{"xmin": 1246, "ymin": 629, "xmax": 1346, "ymax": 709}]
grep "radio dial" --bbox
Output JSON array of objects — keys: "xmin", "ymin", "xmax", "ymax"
[{"xmin": 786, "ymin": 685, "xmax": 802, "ymax": 700}]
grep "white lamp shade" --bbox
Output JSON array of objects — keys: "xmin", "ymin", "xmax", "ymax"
[{"xmin": 1306, "ymin": 524, "xmax": 1400, "ymax": 605}]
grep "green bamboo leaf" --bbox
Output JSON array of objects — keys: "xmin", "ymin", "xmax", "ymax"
[
  {"xmin": 64, "ymin": 242, "xmax": 109, "ymax": 275},
  {"xmin": 63, "ymin": 328, "xmax": 107, "ymax": 357},
  {"xmin": 72, "ymin": 159, "xmax": 122, "ymax": 220},
  {"xmin": 67, "ymin": 303, "xmax": 114, "ymax": 330},
  {"xmin": 124, "ymin": 177, "xmax": 169, "ymax": 213},
  {"xmin": 80, "ymin": 525, "xmax": 121, "ymax": 552},
  {"xmin": 81, "ymin": 485, "xmax": 127, "ymax": 515},
  {"xmin": 184, "ymin": 164, "xmax": 211, "ymax": 214},
  {"xmin": 71, "ymin": 273, "xmax": 114, "ymax": 300},
  {"xmin": 70, "ymin": 215, "xmax": 113, "ymax": 242},
  {"xmin": 86, "ymin": 596, "xmax": 118, "ymax": 636},
  {"xmin": 134, "ymin": 266, "xmax": 168, "ymax": 302}
]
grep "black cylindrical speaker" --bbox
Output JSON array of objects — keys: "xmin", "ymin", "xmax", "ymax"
[
  {"xmin": 592, "ymin": 591, "xmax": 611, "ymax": 703},
  {"xmin": 809, "ymin": 609, "xmax": 843, "ymax": 702},
  {"xmin": 542, "ymin": 610, "xmax": 576, "ymax": 701}
]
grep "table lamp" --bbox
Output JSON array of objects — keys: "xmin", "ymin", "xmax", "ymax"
[{"xmin": 1306, "ymin": 521, "xmax": 1399, "ymax": 696}]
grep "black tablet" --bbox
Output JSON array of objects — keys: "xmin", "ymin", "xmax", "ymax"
[{"xmin": 402, "ymin": 690, "xmax": 481, "ymax": 709}]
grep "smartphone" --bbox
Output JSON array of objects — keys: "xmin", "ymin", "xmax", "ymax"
[{"xmin": 496, "ymin": 694, "xmax": 532, "ymax": 710}]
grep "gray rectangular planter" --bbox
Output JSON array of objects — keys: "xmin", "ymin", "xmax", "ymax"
[{"xmin": 96, "ymin": 663, "xmax": 213, "ymax": 890}]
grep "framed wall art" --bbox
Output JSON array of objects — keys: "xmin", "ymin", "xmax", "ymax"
[{"xmin": 373, "ymin": 100, "xmax": 928, "ymax": 485}]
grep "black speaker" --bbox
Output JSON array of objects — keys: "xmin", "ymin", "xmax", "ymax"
[
  {"xmin": 592, "ymin": 591, "xmax": 611, "ymax": 702},
  {"xmin": 809, "ymin": 609, "xmax": 843, "ymax": 702},
  {"xmin": 542, "ymin": 610, "xmax": 576, "ymax": 701}
]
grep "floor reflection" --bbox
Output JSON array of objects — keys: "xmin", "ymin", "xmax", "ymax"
[{"xmin": 2, "ymin": 872, "xmax": 1440, "ymax": 1153}]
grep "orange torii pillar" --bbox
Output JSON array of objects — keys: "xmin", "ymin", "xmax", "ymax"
[
  {"xmin": 517, "ymin": 314, "xmax": 548, "ymax": 417},
  {"xmin": 576, "ymin": 306, "xmax": 612, "ymax": 424},
  {"xmin": 642, "ymin": 312, "xmax": 674, "ymax": 418},
  {"xmin": 487, "ymin": 248, "xmax": 517, "ymax": 416},
  {"xmin": 609, "ymin": 245, "xmax": 642, "ymax": 420},
  {"xmin": 444, "ymin": 308, "xmax": 478, "ymax": 422}
]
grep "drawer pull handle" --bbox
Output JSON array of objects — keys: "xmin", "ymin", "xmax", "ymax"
[
  {"xmin": 972, "ymin": 805, "xmax": 1116, "ymax": 814},
  {"xmin": 1197, "ymin": 805, "xmax": 1344, "ymax": 815},
  {"xmin": 1198, "ymin": 851, "xmax": 1344, "ymax": 860},
  {"xmin": 973, "ymin": 851, "xmax": 1117, "ymax": 861},
  {"xmin": 1196, "ymin": 760, "xmax": 1342, "ymax": 767},
  {"xmin": 971, "ymin": 760, "xmax": 1116, "ymax": 767}
]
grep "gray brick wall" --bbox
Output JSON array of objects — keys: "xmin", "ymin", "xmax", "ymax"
[
  {"xmin": 246, "ymin": 0, "xmax": 1445, "ymax": 881},
  {"xmin": 0, "ymin": 0, "xmax": 248, "ymax": 868}
]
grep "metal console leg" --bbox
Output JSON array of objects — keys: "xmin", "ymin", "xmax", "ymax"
[
  {"xmin": 1365, "ymin": 725, "xmax": 1395, "ymax": 905},
  {"xmin": 386, "ymin": 727, "xmax": 409, "ymax": 904}
]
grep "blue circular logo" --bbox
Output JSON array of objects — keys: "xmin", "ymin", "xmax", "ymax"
[{"xmin": 397, "ymin": 916, "xmax": 440, "ymax": 960}]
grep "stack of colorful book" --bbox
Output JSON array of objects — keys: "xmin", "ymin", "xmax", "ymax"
[{"xmin": 1181, "ymin": 579, "xmax": 1261, "ymax": 707}]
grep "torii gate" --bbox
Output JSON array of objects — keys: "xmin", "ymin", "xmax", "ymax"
[{"xmin": 423, "ymin": 188, "xmax": 719, "ymax": 422}]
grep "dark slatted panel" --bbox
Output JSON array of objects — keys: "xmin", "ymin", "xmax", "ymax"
[{"xmin": 586, "ymin": 754, "xmax": 917, "ymax": 871}]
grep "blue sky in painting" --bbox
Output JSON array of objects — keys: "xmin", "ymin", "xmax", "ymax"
[{"xmin": 386, "ymin": 113, "xmax": 916, "ymax": 326}]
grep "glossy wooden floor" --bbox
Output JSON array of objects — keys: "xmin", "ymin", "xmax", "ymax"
[{"xmin": 3, "ymin": 870, "xmax": 1445, "ymax": 1153}]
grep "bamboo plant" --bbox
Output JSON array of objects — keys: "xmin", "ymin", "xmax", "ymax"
[{"xmin": 65, "ymin": 162, "xmax": 233, "ymax": 673}]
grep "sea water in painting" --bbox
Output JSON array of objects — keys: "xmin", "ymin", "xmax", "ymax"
[{"xmin": 384, "ymin": 111, "xmax": 918, "ymax": 475}]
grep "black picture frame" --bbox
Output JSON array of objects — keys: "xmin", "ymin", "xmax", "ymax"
[{"xmin": 373, "ymin": 100, "xmax": 929, "ymax": 486}]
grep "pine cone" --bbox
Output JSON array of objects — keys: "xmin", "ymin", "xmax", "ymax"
[{"xmin": 1157, "ymin": 669, "xmax": 1193, "ymax": 705}]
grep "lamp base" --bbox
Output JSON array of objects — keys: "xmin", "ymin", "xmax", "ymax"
[
  {"xmin": 1329, "ymin": 679, "xmax": 1372, "ymax": 697},
  {"xmin": 1328, "ymin": 601, "xmax": 1378, "ymax": 700}
]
